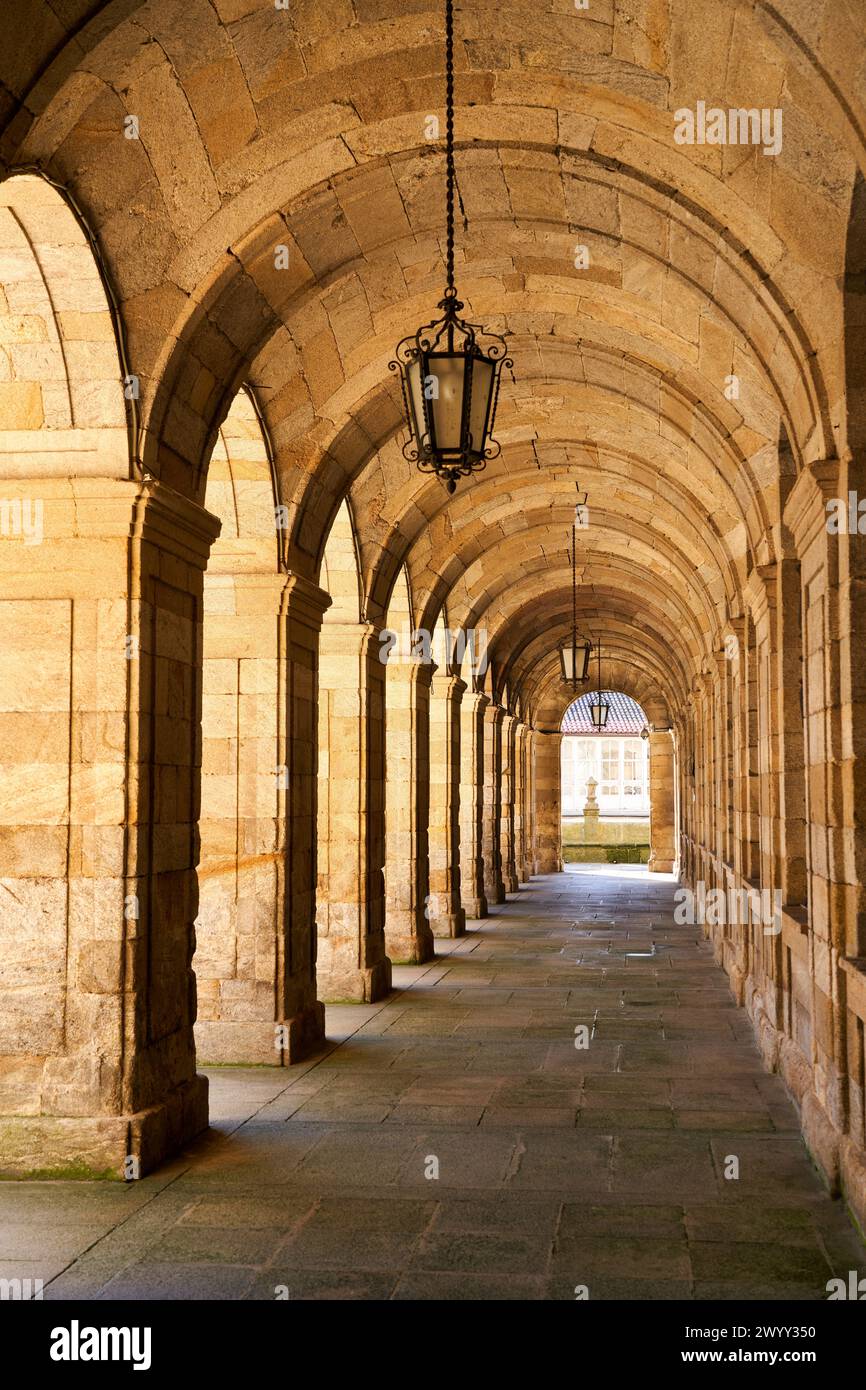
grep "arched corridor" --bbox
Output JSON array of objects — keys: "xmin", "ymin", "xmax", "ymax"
[{"xmin": 1, "ymin": 0, "xmax": 866, "ymax": 1311}]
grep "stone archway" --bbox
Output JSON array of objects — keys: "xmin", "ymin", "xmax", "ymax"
[{"xmin": 194, "ymin": 386, "xmax": 293, "ymax": 1065}]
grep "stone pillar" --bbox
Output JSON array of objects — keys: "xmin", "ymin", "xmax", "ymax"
[
  {"xmin": 647, "ymin": 727, "xmax": 676, "ymax": 872},
  {"xmin": 384, "ymin": 660, "xmax": 435, "ymax": 964},
  {"xmin": 482, "ymin": 703, "xmax": 506, "ymax": 905},
  {"xmin": 459, "ymin": 690, "xmax": 488, "ymax": 918},
  {"xmin": 500, "ymin": 712, "xmax": 520, "ymax": 893},
  {"xmin": 427, "ymin": 673, "xmax": 466, "ymax": 937},
  {"xmin": 536, "ymin": 729, "xmax": 563, "ymax": 873},
  {"xmin": 0, "ymin": 478, "xmax": 218, "ymax": 1177},
  {"xmin": 515, "ymin": 723, "xmax": 529, "ymax": 882},
  {"xmin": 720, "ymin": 635, "xmax": 736, "ymax": 871},
  {"xmin": 194, "ymin": 571, "xmax": 329, "ymax": 1064},
  {"xmin": 318, "ymin": 621, "xmax": 391, "ymax": 1000},
  {"xmin": 741, "ymin": 620, "xmax": 760, "ymax": 883},
  {"xmin": 528, "ymin": 728, "xmax": 539, "ymax": 873},
  {"xmin": 281, "ymin": 577, "xmax": 334, "ymax": 1049}
]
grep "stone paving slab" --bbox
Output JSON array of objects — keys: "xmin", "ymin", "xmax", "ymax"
[{"xmin": 4, "ymin": 865, "xmax": 866, "ymax": 1301}]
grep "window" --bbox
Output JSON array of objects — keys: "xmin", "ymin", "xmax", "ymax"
[
  {"xmin": 561, "ymin": 735, "xmax": 649, "ymax": 815},
  {"xmin": 601, "ymin": 744, "xmax": 619, "ymax": 799}
]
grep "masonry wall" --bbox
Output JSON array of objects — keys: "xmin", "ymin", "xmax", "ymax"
[{"xmin": 677, "ymin": 466, "xmax": 866, "ymax": 1236}]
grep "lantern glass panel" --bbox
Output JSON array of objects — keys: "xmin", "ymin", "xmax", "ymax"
[
  {"xmin": 590, "ymin": 698, "xmax": 609, "ymax": 729},
  {"xmin": 468, "ymin": 356, "xmax": 495, "ymax": 459},
  {"xmin": 407, "ymin": 357, "xmax": 428, "ymax": 450},
  {"xmin": 427, "ymin": 353, "xmax": 466, "ymax": 454},
  {"xmin": 560, "ymin": 641, "xmax": 590, "ymax": 682}
]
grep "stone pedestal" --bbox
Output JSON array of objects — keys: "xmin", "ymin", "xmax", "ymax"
[{"xmin": 582, "ymin": 775, "xmax": 601, "ymax": 841}]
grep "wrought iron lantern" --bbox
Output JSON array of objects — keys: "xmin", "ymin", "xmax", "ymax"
[
  {"xmin": 389, "ymin": 0, "xmax": 511, "ymax": 494},
  {"xmin": 559, "ymin": 492, "xmax": 591, "ymax": 686},
  {"xmin": 560, "ymin": 639, "xmax": 591, "ymax": 685},
  {"xmin": 590, "ymin": 637, "xmax": 610, "ymax": 729}
]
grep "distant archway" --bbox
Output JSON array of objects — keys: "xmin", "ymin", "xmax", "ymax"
[
  {"xmin": 317, "ymin": 500, "xmax": 391, "ymax": 1001},
  {"xmin": 560, "ymin": 690, "xmax": 650, "ymax": 865},
  {"xmin": 195, "ymin": 386, "xmax": 285, "ymax": 1064}
]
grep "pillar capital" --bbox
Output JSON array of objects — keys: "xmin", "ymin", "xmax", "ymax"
[
  {"xmin": 744, "ymin": 563, "xmax": 778, "ymax": 627},
  {"xmin": 782, "ymin": 458, "xmax": 843, "ymax": 553},
  {"xmin": 463, "ymin": 690, "xmax": 490, "ymax": 716},
  {"xmin": 385, "ymin": 654, "xmax": 437, "ymax": 689},
  {"xmin": 536, "ymin": 725, "xmax": 562, "ymax": 742},
  {"xmin": 280, "ymin": 572, "xmax": 332, "ymax": 627},
  {"xmin": 134, "ymin": 477, "xmax": 221, "ymax": 566},
  {"xmin": 432, "ymin": 672, "xmax": 467, "ymax": 701}
]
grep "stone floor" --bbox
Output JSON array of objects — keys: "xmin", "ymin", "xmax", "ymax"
[{"xmin": 4, "ymin": 865, "xmax": 864, "ymax": 1301}]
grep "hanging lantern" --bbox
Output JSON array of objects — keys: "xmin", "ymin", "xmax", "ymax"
[
  {"xmin": 590, "ymin": 697, "xmax": 610, "ymax": 729},
  {"xmin": 590, "ymin": 637, "xmax": 610, "ymax": 729},
  {"xmin": 559, "ymin": 492, "xmax": 591, "ymax": 686},
  {"xmin": 560, "ymin": 639, "xmax": 591, "ymax": 685},
  {"xmin": 389, "ymin": 0, "xmax": 511, "ymax": 494}
]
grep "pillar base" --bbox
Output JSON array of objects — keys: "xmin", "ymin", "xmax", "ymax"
[
  {"xmin": 485, "ymin": 881, "xmax": 506, "ymax": 905},
  {"xmin": 504, "ymin": 873, "xmax": 520, "ymax": 894},
  {"xmin": 384, "ymin": 928, "xmax": 435, "ymax": 965},
  {"xmin": 318, "ymin": 958, "xmax": 392, "ymax": 1003},
  {"xmin": 195, "ymin": 1000, "xmax": 326, "ymax": 1066},
  {"xmin": 648, "ymin": 856, "xmax": 675, "ymax": 873},
  {"xmin": 429, "ymin": 909, "xmax": 466, "ymax": 938},
  {"xmin": 536, "ymin": 854, "xmax": 562, "ymax": 874},
  {"xmin": 0, "ymin": 1073, "xmax": 209, "ymax": 1180},
  {"xmin": 462, "ymin": 894, "xmax": 488, "ymax": 919},
  {"xmin": 841, "ymin": 1135, "xmax": 866, "ymax": 1241}
]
